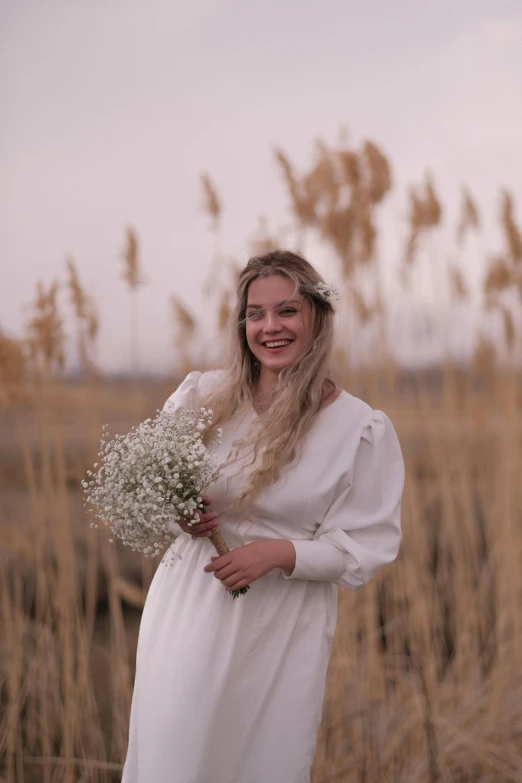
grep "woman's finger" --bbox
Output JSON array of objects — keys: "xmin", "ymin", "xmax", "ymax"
[
  {"xmin": 200, "ymin": 510, "xmax": 218, "ymax": 524},
  {"xmin": 184, "ymin": 511, "xmax": 217, "ymax": 528},
  {"xmin": 223, "ymin": 578, "xmax": 249, "ymax": 591},
  {"xmin": 195, "ymin": 507, "xmax": 216, "ymax": 524},
  {"xmin": 193, "ymin": 514, "xmax": 218, "ymax": 531},
  {"xmin": 180, "ymin": 516, "xmax": 218, "ymax": 538},
  {"xmin": 214, "ymin": 565, "xmax": 239, "ymax": 581}
]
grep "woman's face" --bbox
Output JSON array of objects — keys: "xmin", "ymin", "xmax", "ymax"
[{"xmin": 245, "ymin": 275, "xmax": 313, "ymax": 374}]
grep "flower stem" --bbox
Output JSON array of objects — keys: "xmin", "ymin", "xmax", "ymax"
[
  {"xmin": 230, "ymin": 586, "xmax": 251, "ymax": 600},
  {"xmin": 202, "ymin": 505, "xmax": 251, "ymax": 598}
]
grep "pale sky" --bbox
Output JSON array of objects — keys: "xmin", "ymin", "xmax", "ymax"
[{"xmin": 1, "ymin": 0, "xmax": 521, "ymax": 372}]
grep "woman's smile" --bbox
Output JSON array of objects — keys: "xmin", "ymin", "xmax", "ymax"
[{"xmin": 261, "ymin": 339, "xmax": 295, "ymax": 354}]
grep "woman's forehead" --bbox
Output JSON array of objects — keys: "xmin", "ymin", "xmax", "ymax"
[{"xmin": 247, "ymin": 276, "xmax": 302, "ymax": 304}]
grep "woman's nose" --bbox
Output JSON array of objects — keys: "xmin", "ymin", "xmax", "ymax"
[{"xmin": 264, "ymin": 311, "xmax": 282, "ymax": 332}]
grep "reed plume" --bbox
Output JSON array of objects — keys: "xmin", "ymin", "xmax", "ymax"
[
  {"xmin": 350, "ymin": 286, "xmax": 374, "ymax": 324},
  {"xmin": 275, "ymin": 136, "xmax": 392, "ymax": 277},
  {"xmin": 456, "ymin": 186, "xmax": 480, "ymax": 244},
  {"xmin": 484, "ymin": 255, "xmax": 511, "ymax": 293},
  {"xmin": 361, "ymin": 140, "xmax": 392, "ymax": 205},
  {"xmin": 405, "ymin": 173, "xmax": 443, "ymax": 265},
  {"xmin": 120, "ymin": 227, "xmax": 146, "ymax": 375},
  {"xmin": 501, "ymin": 189, "xmax": 522, "ymax": 265},
  {"xmin": 274, "ymin": 148, "xmax": 317, "ymax": 230},
  {"xmin": 120, "ymin": 227, "xmax": 145, "ymax": 290},
  {"xmin": 449, "ymin": 264, "xmax": 469, "ymax": 301},
  {"xmin": 171, "ymin": 296, "xmax": 197, "ymax": 373},
  {"xmin": 25, "ymin": 279, "xmax": 65, "ymax": 377},
  {"xmin": 501, "ymin": 307, "xmax": 516, "ymax": 351},
  {"xmin": 472, "ymin": 332, "xmax": 497, "ymax": 378},
  {"xmin": 200, "ymin": 174, "xmax": 226, "ymax": 298},
  {"xmin": 217, "ymin": 289, "xmax": 231, "ymax": 332},
  {"xmin": 0, "ymin": 332, "xmax": 27, "ymax": 404},
  {"xmin": 66, "ymin": 256, "xmax": 99, "ymax": 375},
  {"xmin": 200, "ymin": 173, "xmax": 222, "ymax": 233},
  {"xmin": 482, "ymin": 192, "xmax": 521, "ymax": 351}
]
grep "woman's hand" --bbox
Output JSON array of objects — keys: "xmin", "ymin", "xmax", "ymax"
[
  {"xmin": 203, "ymin": 540, "xmax": 294, "ymax": 592},
  {"xmin": 177, "ymin": 495, "xmax": 219, "ymax": 540}
]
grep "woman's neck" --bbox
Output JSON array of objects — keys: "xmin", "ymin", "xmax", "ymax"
[
  {"xmin": 256, "ymin": 367, "xmax": 279, "ymax": 395},
  {"xmin": 252, "ymin": 368, "xmax": 341, "ymax": 414}
]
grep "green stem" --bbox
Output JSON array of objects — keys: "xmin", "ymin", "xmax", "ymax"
[{"xmin": 230, "ymin": 585, "xmax": 251, "ymax": 600}]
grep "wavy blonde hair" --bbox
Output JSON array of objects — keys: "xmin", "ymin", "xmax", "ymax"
[{"xmin": 200, "ymin": 249, "xmax": 337, "ymax": 514}]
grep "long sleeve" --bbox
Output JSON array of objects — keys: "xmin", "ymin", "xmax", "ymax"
[
  {"xmin": 281, "ymin": 410, "xmax": 404, "ymax": 589},
  {"xmin": 162, "ymin": 371, "xmax": 202, "ymax": 536}
]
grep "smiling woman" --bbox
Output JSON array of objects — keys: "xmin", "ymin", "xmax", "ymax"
[{"xmin": 121, "ymin": 249, "xmax": 404, "ymax": 783}]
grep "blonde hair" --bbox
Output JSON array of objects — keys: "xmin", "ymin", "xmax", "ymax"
[{"xmin": 200, "ymin": 249, "xmax": 336, "ymax": 514}]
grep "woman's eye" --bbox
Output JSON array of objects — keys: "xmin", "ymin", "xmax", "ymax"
[{"xmin": 246, "ymin": 308, "xmax": 296, "ymax": 319}]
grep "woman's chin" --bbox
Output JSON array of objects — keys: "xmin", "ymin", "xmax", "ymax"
[{"xmin": 259, "ymin": 355, "xmax": 296, "ymax": 372}]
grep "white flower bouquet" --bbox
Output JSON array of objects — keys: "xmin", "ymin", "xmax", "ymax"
[{"xmin": 83, "ymin": 406, "xmax": 250, "ymax": 599}]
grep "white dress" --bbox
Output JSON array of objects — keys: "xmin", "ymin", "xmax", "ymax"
[{"xmin": 122, "ymin": 370, "xmax": 404, "ymax": 783}]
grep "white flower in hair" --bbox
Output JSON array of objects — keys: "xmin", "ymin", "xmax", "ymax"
[{"xmin": 313, "ymin": 281, "xmax": 340, "ymax": 303}]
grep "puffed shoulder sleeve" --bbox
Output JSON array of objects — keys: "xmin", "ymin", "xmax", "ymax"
[
  {"xmin": 282, "ymin": 410, "xmax": 404, "ymax": 589},
  {"xmin": 162, "ymin": 370, "xmax": 202, "ymax": 415}
]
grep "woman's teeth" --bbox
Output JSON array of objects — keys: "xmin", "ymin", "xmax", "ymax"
[{"xmin": 264, "ymin": 340, "xmax": 291, "ymax": 348}]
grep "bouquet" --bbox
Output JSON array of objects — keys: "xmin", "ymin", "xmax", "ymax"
[{"xmin": 83, "ymin": 405, "xmax": 250, "ymax": 599}]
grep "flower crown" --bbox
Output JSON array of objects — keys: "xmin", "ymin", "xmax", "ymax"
[{"xmin": 312, "ymin": 281, "xmax": 340, "ymax": 303}]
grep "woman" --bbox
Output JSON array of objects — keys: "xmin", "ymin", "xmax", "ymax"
[{"xmin": 122, "ymin": 250, "xmax": 404, "ymax": 783}]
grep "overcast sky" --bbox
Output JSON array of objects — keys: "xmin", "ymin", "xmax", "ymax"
[{"xmin": 1, "ymin": 0, "xmax": 521, "ymax": 372}]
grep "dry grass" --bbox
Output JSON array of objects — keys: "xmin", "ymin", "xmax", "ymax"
[
  {"xmin": 66, "ymin": 257, "xmax": 100, "ymax": 378},
  {"xmin": 171, "ymin": 296, "xmax": 198, "ymax": 374},
  {"xmin": 1, "ymin": 366, "xmax": 521, "ymax": 783},
  {"xmin": 200, "ymin": 173, "xmax": 222, "ymax": 233},
  {"xmin": 313, "ymin": 365, "xmax": 522, "ymax": 783},
  {"xmin": 120, "ymin": 227, "xmax": 146, "ymax": 376},
  {"xmin": 25, "ymin": 280, "xmax": 66, "ymax": 378},
  {"xmin": 1, "ymin": 133, "xmax": 522, "ymax": 781},
  {"xmin": 275, "ymin": 138, "xmax": 391, "ymax": 277},
  {"xmin": 456, "ymin": 187, "xmax": 480, "ymax": 245}
]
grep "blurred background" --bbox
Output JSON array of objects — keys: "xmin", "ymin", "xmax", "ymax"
[{"xmin": 1, "ymin": 1, "xmax": 521, "ymax": 781}]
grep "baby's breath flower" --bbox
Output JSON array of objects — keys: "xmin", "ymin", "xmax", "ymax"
[
  {"xmin": 313, "ymin": 281, "xmax": 339, "ymax": 303},
  {"xmin": 83, "ymin": 406, "xmax": 223, "ymax": 562}
]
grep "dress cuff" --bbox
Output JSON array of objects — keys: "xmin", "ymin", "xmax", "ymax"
[{"xmin": 281, "ymin": 539, "xmax": 346, "ymax": 582}]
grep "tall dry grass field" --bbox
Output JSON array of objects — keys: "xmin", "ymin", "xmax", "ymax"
[
  {"xmin": 1, "ymin": 135, "xmax": 522, "ymax": 781},
  {"xmin": 1, "ymin": 365, "xmax": 521, "ymax": 782}
]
